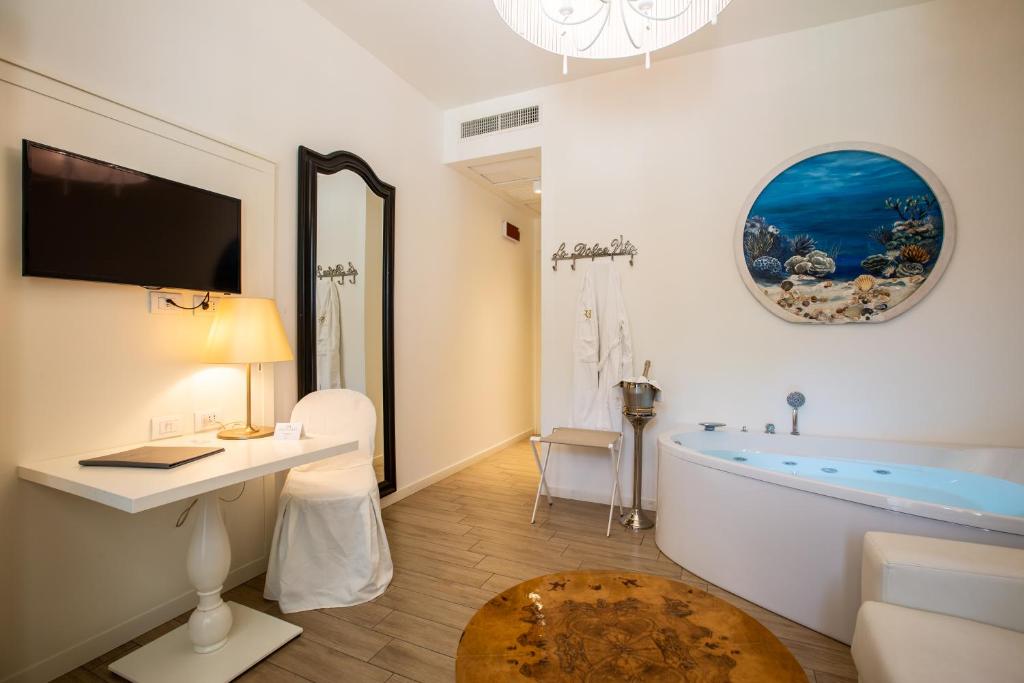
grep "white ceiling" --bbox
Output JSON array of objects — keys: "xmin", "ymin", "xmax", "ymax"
[
  {"xmin": 460, "ymin": 149, "xmax": 542, "ymax": 214},
  {"xmin": 305, "ymin": 0, "xmax": 933, "ymax": 108}
]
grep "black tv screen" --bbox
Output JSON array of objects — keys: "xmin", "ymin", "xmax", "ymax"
[{"xmin": 22, "ymin": 140, "xmax": 241, "ymax": 293}]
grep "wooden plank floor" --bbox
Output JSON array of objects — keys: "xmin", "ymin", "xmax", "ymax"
[{"xmin": 58, "ymin": 439, "xmax": 857, "ymax": 683}]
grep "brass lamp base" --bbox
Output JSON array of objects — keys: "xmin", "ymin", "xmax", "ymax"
[
  {"xmin": 217, "ymin": 363, "xmax": 275, "ymax": 440},
  {"xmin": 217, "ymin": 425, "xmax": 275, "ymax": 440}
]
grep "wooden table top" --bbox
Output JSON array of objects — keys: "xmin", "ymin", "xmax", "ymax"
[{"xmin": 456, "ymin": 571, "xmax": 806, "ymax": 682}]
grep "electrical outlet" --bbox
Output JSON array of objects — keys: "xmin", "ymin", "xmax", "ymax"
[
  {"xmin": 194, "ymin": 410, "xmax": 219, "ymax": 432},
  {"xmin": 193, "ymin": 294, "xmax": 221, "ymax": 315},
  {"xmin": 149, "ymin": 291, "xmax": 185, "ymax": 315},
  {"xmin": 151, "ymin": 414, "xmax": 184, "ymax": 440}
]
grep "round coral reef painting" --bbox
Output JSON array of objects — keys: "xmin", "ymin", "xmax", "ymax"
[{"xmin": 736, "ymin": 144, "xmax": 955, "ymax": 324}]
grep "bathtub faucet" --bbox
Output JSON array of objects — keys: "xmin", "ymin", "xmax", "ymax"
[{"xmin": 787, "ymin": 392, "xmax": 806, "ymax": 436}]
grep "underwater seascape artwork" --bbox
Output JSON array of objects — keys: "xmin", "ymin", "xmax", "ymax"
[{"xmin": 739, "ymin": 148, "xmax": 951, "ymax": 324}]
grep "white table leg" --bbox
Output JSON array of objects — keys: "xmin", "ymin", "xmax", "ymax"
[
  {"xmin": 108, "ymin": 490, "xmax": 302, "ymax": 683},
  {"xmin": 187, "ymin": 493, "xmax": 233, "ymax": 653}
]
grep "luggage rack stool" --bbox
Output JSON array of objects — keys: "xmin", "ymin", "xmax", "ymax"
[{"xmin": 530, "ymin": 428, "xmax": 624, "ymax": 537}]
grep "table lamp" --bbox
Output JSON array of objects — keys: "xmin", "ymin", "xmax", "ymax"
[{"xmin": 204, "ymin": 297, "xmax": 294, "ymax": 439}]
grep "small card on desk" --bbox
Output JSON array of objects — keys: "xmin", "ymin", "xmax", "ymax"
[{"xmin": 274, "ymin": 422, "xmax": 304, "ymax": 440}]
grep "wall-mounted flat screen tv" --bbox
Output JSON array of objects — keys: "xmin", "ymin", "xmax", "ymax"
[{"xmin": 22, "ymin": 140, "xmax": 241, "ymax": 293}]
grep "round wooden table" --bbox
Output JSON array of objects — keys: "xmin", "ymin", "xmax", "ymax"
[{"xmin": 456, "ymin": 571, "xmax": 805, "ymax": 682}]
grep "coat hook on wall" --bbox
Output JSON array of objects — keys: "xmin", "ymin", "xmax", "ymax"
[
  {"xmin": 317, "ymin": 261, "xmax": 359, "ymax": 285},
  {"xmin": 551, "ymin": 236, "xmax": 638, "ymax": 271}
]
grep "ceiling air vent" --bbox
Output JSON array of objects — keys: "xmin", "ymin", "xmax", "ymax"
[
  {"xmin": 460, "ymin": 105, "xmax": 540, "ymax": 140},
  {"xmin": 500, "ymin": 106, "xmax": 540, "ymax": 130},
  {"xmin": 461, "ymin": 115, "xmax": 499, "ymax": 139}
]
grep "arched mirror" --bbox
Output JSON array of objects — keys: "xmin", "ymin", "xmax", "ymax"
[{"xmin": 297, "ymin": 147, "xmax": 395, "ymax": 496}]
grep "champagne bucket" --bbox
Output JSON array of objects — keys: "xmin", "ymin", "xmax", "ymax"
[
  {"xmin": 621, "ymin": 381, "xmax": 656, "ymax": 412},
  {"xmin": 620, "ymin": 361, "xmax": 657, "ymax": 531}
]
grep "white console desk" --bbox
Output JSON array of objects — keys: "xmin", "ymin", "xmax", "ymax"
[{"xmin": 18, "ymin": 433, "xmax": 357, "ymax": 683}]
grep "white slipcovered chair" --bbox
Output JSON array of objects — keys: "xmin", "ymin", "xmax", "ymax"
[
  {"xmin": 851, "ymin": 532, "xmax": 1024, "ymax": 683},
  {"xmin": 263, "ymin": 389, "xmax": 393, "ymax": 613}
]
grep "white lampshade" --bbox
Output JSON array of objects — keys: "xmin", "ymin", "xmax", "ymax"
[
  {"xmin": 493, "ymin": 0, "xmax": 731, "ymax": 61},
  {"xmin": 204, "ymin": 297, "xmax": 293, "ymax": 365}
]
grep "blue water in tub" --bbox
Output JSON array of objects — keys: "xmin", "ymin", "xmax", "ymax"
[{"xmin": 700, "ymin": 449, "xmax": 1024, "ymax": 517}]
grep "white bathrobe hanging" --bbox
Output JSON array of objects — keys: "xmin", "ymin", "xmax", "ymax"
[
  {"xmin": 316, "ymin": 281, "xmax": 344, "ymax": 389},
  {"xmin": 572, "ymin": 264, "xmax": 634, "ymax": 431},
  {"xmin": 572, "ymin": 271, "xmax": 600, "ymax": 428},
  {"xmin": 597, "ymin": 266, "xmax": 633, "ymax": 431}
]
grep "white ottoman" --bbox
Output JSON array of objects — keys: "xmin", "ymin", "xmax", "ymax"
[
  {"xmin": 851, "ymin": 532, "xmax": 1024, "ymax": 683},
  {"xmin": 853, "ymin": 601, "xmax": 1024, "ymax": 683}
]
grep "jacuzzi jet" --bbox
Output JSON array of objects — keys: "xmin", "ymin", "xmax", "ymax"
[
  {"xmin": 822, "ymin": 467, "xmax": 838, "ymax": 473},
  {"xmin": 784, "ymin": 461, "xmax": 798, "ymax": 466},
  {"xmin": 874, "ymin": 469, "xmax": 891, "ymax": 475},
  {"xmin": 733, "ymin": 456, "xmax": 747, "ymax": 462}
]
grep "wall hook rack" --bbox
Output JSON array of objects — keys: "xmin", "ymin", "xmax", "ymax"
[
  {"xmin": 317, "ymin": 262, "xmax": 358, "ymax": 285},
  {"xmin": 551, "ymin": 236, "xmax": 638, "ymax": 271}
]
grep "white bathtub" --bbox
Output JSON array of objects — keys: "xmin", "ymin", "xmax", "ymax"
[{"xmin": 655, "ymin": 426, "xmax": 1024, "ymax": 643}]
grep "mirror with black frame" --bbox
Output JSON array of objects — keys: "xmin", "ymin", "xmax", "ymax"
[{"xmin": 297, "ymin": 147, "xmax": 395, "ymax": 496}]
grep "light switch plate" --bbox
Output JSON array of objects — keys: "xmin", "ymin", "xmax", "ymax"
[{"xmin": 151, "ymin": 415, "xmax": 184, "ymax": 440}]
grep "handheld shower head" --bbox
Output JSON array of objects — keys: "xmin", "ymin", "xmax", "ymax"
[{"xmin": 787, "ymin": 392, "xmax": 805, "ymax": 435}]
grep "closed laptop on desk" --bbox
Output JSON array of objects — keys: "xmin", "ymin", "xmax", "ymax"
[{"xmin": 80, "ymin": 446, "xmax": 224, "ymax": 469}]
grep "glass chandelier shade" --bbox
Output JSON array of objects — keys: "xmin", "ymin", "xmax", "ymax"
[{"xmin": 494, "ymin": 0, "xmax": 732, "ymax": 70}]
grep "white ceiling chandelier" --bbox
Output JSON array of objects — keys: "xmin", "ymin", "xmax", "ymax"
[{"xmin": 494, "ymin": 0, "xmax": 732, "ymax": 73}]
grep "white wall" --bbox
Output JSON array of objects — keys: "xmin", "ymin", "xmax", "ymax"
[
  {"xmin": 524, "ymin": 0, "xmax": 1024, "ymax": 506},
  {"xmin": 0, "ymin": 62, "xmax": 277, "ymax": 681},
  {"xmin": 0, "ymin": 0, "xmax": 536, "ymax": 679}
]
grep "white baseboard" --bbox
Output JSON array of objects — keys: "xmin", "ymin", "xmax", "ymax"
[
  {"xmin": 4, "ymin": 558, "xmax": 267, "ymax": 683},
  {"xmin": 380, "ymin": 429, "xmax": 533, "ymax": 509},
  {"xmin": 547, "ymin": 484, "xmax": 657, "ymax": 512},
  {"xmin": 378, "ymin": 430, "xmax": 657, "ymax": 511}
]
